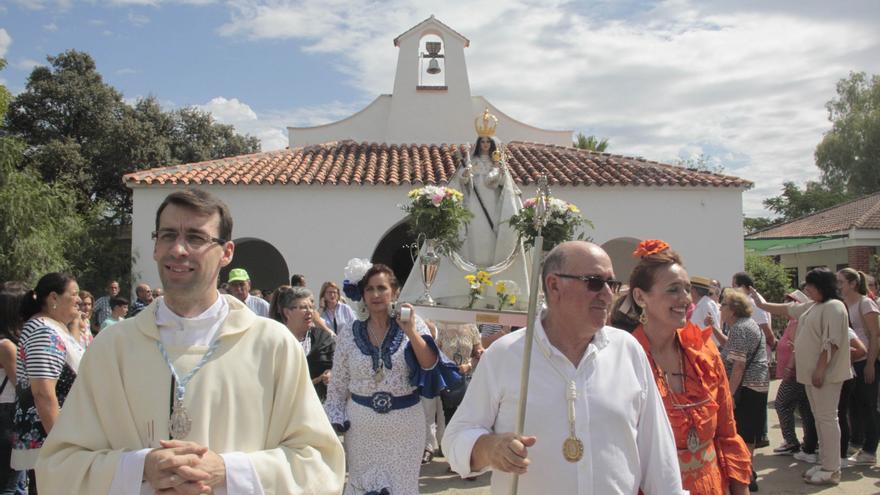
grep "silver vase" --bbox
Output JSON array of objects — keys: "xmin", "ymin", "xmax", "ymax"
[{"xmin": 416, "ymin": 239, "xmax": 441, "ymax": 306}]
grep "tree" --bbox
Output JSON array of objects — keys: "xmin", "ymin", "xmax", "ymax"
[
  {"xmin": 5, "ymin": 50, "xmax": 260, "ymax": 223},
  {"xmin": 763, "ymin": 180, "xmax": 851, "ymax": 222},
  {"xmin": 745, "ymin": 253, "xmax": 792, "ymax": 306},
  {"xmin": 2, "ymin": 50, "xmax": 260, "ymax": 289},
  {"xmin": 0, "ymin": 59, "xmax": 90, "ymax": 285},
  {"xmin": 815, "ymin": 72, "xmax": 880, "ymax": 195},
  {"xmin": 743, "ymin": 216, "xmax": 779, "ymax": 234},
  {"xmin": 574, "ymin": 133, "xmax": 609, "ymax": 152},
  {"xmin": 676, "ymin": 153, "xmax": 725, "ymax": 174}
]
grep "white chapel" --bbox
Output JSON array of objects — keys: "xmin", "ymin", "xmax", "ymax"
[{"xmin": 124, "ymin": 16, "xmax": 751, "ymax": 293}]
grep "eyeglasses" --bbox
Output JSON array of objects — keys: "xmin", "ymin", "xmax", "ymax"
[
  {"xmin": 290, "ymin": 305, "xmax": 313, "ymax": 312},
  {"xmin": 152, "ymin": 230, "xmax": 226, "ymax": 250},
  {"xmin": 555, "ymin": 274, "xmax": 622, "ymax": 293}
]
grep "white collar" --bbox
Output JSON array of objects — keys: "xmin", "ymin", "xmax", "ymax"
[
  {"xmin": 155, "ymin": 293, "xmax": 229, "ymax": 345},
  {"xmin": 535, "ymin": 310, "xmax": 609, "ymax": 371}
]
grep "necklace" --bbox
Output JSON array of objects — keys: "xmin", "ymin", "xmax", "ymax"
[
  {"xmin": 157, "ymin": 339, "xmax": 221, "ymax": 439},
  {"xmin": 648, "ymin": 343, "xmax": 709, "ymax": 453},
  {"xmin": 367, "ymin": 321, "xmax": 388, "ymax": 383},
  {"xmin": 534, "ymin": 330, "xmax": 584, "ymax": 463}
]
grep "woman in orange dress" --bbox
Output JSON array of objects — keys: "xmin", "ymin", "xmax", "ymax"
[{"xmin": 611, "ymin": 240, "xmax": 752, "ymax": 494}]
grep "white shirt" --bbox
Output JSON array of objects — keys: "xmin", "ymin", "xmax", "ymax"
[
  {"xmin": 690, "ymin": 296, "xmax": 721, "ymax": 344},
  {"xmin": 110, "ymin": 294, "xmax": 265, "ymax": 495},
  {"xmin": 245, "ymin": 295, "xmax": 270, "ymax": 318},
  {"xmin": 750, "ymin": 300, "xmax": 770, "ymax": 327},
  {"xmin": 442, "ymin": 316, "xmax": 686, "ymax": 495}
]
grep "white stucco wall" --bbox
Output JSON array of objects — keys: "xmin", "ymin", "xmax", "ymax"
[
  {"xmin": 288, "ymin": 96, "xmax": 392, "ymax": 147},
  {"xmin": 131, "ymin": 184, "xmax": 747, "ymax": 293}
]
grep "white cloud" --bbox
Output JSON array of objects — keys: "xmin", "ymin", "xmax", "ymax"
[
  {"xmin": 15, "ymin": 59, "xmax": 41, "ymax": 71},
  {"xmin": 128, "ymin": 12, "xmax": 151, "ymax": 26},
  {"xmin": 0, "ymin": 29, "xmax": 10, "ymax": 58},
  {"xmin": 10, "ymin": 0, "xmax": 70, "ymax": 10},
  {"xmin": 196, "ymin": 96, "xmax": 365, "ymax": 151},
  {"xmin": 43, "ymin": 22, "xmax": 58, "ymax": 32},
  {"xmin": 115, "ymin": 67, "xmax": 138, "ymax": 75},
  {"xmin": 215, "ymin": 1, "xmax": 880, "ymax": 216}
]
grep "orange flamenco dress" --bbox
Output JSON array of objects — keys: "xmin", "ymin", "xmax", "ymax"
[{"xmin": 633, "ymin": 322, "xmax": 752, "ymax": 494}]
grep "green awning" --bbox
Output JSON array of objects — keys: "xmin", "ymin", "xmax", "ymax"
[{"xmin": 744, "ymin": 236, "xmax": 836, "ymax": 252}]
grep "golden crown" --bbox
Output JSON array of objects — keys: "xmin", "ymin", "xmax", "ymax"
[{"xmin": 474, "ymin": 108, "xmax": 498, "ymax": 138}]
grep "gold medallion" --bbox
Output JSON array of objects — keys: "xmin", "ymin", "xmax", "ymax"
[{"xmin": 562, "ymin": 436, "xmax": 584, "ymax": 462}]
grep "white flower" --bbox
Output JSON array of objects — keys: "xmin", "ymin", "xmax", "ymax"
[{"xmin": 344, "ymin": 258, "xmax": 373, "ymax": 284}]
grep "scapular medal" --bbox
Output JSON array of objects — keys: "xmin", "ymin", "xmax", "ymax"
[
  {"xmin": 169, "ymin": 395, "xmax": 192, "ymax": 439},
  {"xmin": 686, "ymin": 425, "xmax": 700, "ymax": 453},
  {"xmin": 562, "ymin": 436, "xmax": 584, "ymax": 462},
  {"xmin": 562, "ymin": 381, "xmax": 584, "ymax": 462}
]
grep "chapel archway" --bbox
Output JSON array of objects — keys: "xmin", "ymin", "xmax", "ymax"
[
  {"xmin": 372, "ymin": 219, "xmax": 418, "ymax": 285},
  {"xmin": 222, "ymin": 237, "xmax": 290, "ymax": 293},
  {"xmin": 602, "ymin": 237, "xmax": 641, "ymax": 286}
]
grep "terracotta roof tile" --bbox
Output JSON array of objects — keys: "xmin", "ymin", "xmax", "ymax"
[
  {"xmin": 747, "ymin": 192, "xmax": 880, "ymax": 238},
  {"xmin": 123, "ymin": 141, "xmax": 752, "ymax": 189}
]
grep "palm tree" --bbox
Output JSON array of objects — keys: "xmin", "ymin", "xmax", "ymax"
[{"xmin": 574, "ymin": 133, "xmax": 609, "ymax": 152}]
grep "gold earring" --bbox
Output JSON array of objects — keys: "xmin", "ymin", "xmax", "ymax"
[
  {"xmin": 52, "ymin": 303, "xmax": 57, "ymax": 311},
  {"xmin": 638, "ymin": 305, "xmax": 648, "ymax": 325}
]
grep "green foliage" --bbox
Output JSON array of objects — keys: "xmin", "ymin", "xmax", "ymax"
[
  {"xmin": 0, "ymin": 137, "xmax": 90, "ymax": 285},
  {"xmin": 763, "ymin": 180, "xmax": 851, "ymax": 222},
  {"xmin": 745, "ymin": 253, "xmax": 792, "ymax": 304},
  {"xmin": 401, "ymin": 187, "xmax": 474, "ymax": 255},
  {"xmin": 815, "ymin": 72, "xmax": 880, "ymax": 195},
  {"xmin": 573, "ymin": 133, "xmax": 609, "ymax": 152},
  {"xmin": 743, "ymin": 216, "xmax": 779, "ymax": 234},
  {"xmin": 1, "ymin": 50, "xmax": 260, "ymax": 290}
]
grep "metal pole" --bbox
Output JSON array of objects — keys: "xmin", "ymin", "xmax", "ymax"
[{"xmin": 510, "ymin": 176, "xmax": 549, "ymax": 495}]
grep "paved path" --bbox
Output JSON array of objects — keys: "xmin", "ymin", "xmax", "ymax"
[{"xmin": 416, "ymin": 380, "xmax": 880, "ymax": 494}]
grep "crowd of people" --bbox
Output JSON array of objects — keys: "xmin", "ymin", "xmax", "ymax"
[{"xmin": 0, "ymin": 188, "xmax": 879, "ymax": 494}]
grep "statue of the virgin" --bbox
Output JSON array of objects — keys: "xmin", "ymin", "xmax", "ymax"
[{"xmin": 399, "ymin": 109, "xmax": 530, "ymax": 311}]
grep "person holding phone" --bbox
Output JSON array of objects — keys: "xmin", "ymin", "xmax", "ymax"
[{"xmin": 324, "ymin": 261, "xmax": 460, "ymax": 495}]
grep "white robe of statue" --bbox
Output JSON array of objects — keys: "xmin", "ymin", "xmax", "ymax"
[{"xmin": 400, "ymin": 137, "xmax": 530, "ymax": 311}]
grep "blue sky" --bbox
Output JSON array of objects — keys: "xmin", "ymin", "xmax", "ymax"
[{"xmin": 2, "ymin": 0, "xmax": 879, "ymax": 216}]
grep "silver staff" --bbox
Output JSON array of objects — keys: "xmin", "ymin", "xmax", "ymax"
[{"xmin": 510, "ymin": 175, "xmax": 550, "ymax": 495}]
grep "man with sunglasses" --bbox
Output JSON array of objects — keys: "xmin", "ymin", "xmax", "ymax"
[
  {"xmin": 443, "ymin": 241, "xmax": 684, "ymax": 494},
  {"xmin": 36, "ymin": 189, "xmax": 345, "ymax": 494}
]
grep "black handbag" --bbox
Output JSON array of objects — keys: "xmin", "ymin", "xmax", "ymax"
[{"xmin": 440, "ymin": 373, "xmax": 471, "ymax": 409}]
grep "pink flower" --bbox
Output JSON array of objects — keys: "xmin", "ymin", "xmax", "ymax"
[
  {"xmin": 524, "ymin": 198, "xmax": 537, "ymax": 208},
  {"xmin": 431, "ymin": 194, "xmax": 444, "ymax": 206}
]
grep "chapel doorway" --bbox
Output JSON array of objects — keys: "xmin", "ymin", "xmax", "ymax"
[
  {"xmin": 372, "ymin": 219, "xmax": 418, "ymax": 285},
  {"xmin": 602, "ymin": 237, "xmax": 640, "ymax": 286},
  {"xmin": 222, "ymin": 237, "xmax": 290, "ymax": 293}
]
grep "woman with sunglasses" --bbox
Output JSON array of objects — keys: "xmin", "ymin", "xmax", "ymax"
[{"xmin": 611, "ymin": 240, "xmax": 751, "ymax": 495}]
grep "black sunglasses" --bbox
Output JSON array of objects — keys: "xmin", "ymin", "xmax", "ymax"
[{"xmin": 555, "ymin": 274, "xmax": 623, "ymax": 293}]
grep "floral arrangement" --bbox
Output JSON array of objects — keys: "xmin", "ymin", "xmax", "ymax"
[
  {"xmin": 401, "ymin": 186, "xmax": 473, "ymax": 255},
  {"xmin": 464, "ymin": 270, "xmax": 493, "ymax": 309},
  {"xmin": 495, "ymin": 280, "xmax": 519, "ymax": 311},
  {"xmin": 633, "ymin": 239, "xmax": 670, "ymax": 258},
  {"xmin": 507, "ymin": 197, "xmax": 591, "ymax": 251}
]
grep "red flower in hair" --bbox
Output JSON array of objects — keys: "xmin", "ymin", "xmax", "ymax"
[{"xmin": 633, "ymin": 239, "xmax": 670, "ymax": 258}]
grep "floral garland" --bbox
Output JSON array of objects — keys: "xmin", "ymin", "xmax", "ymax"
[
  {"xmin": 632, "ymin": 239, "xmax": 670, "ymax": 258},
  {"xmin": 400, "ymin": 186, "xmax": 473, "ymax": 255},
  {"xmin": 507, "ymin": 196, "xmax": 591, "ymax": 251}
]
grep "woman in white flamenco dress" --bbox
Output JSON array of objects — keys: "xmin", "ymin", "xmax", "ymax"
[{"xmin": 400, "ymin": 113, "xmax": 529, "ymax": 311}]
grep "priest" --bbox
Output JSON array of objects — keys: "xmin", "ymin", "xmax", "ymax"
[{"xmin": 35, "ymin": 189, "xmax": 345, "ymax": 494}]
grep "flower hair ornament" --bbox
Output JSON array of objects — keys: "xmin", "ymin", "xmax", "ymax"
[
  {"xmin": 632, "ymin": 239, "xmax": 670, "ymax": 258},
  {"xmin": 343, "ymin": 258, "xmax": 373, "ymax": 320}
]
